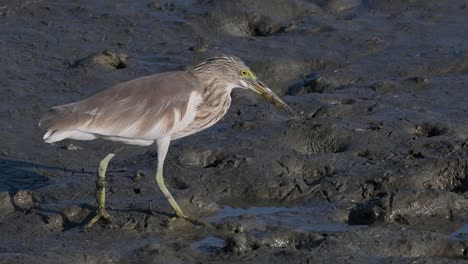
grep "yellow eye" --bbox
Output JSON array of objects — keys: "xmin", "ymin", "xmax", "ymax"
[{"xmin": 240, "ymin": 69, "xmax": 248, "ymax": 76}]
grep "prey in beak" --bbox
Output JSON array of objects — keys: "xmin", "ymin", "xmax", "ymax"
[{"xmin": 249, "ymin": 79, "xmax": 294, "ymax": 114}]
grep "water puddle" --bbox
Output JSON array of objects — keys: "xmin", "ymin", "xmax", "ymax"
[
  {"xmin": 449, "ymin": 224, "xmax": 468, "ymax": 239},
  {"xmin": 193, "ymin": 205, "xmax": 367, "ymax": 252},
  {"xmin": 209, "ymin": 206, "xmax": 299, "ymax": 222},
  {"xmin": 208, "ymin": 204, "xmax": 366, "ymax": 233},
  {"xmin": 193, "ymin": 236, "xmax": 225, "ymax": 253}
]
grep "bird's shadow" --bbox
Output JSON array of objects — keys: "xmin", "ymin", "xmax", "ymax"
[
  {"xmin": 0, "ymin": 158, "xmax": 80, "ymax": 192},
  {"xmin": 0, "ymin": 158, "xmax": 180, "ymax": 231}
]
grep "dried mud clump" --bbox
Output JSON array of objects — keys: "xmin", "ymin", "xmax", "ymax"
[
  {"xmin": 348, "ymin": 198, "xmax": 385, "ymax": 225},
  {"xmin": 68, "ymin": 50, "xmax": 128, "ymax": 69},
  {"xmin": 287, "ymin": 75, "xmax": 342, "ymax": 95},
  {"xmin": 223, "ymin": 231, "xmax": 324, "ymax": 254},
  {"xmin": 419, "ymin": 159, "xmax": 468, "ymax": 192},
  {"xmin": 220, "ymin": 14, "xmax": 286, "ymax": 37},
  {"xmin": 405, "ymin": 76, "xmax": 431, "ymax": 89},
  {"xmin": 244, "ymin": 15, "xmax": 286, "ymax": 37},
  {"xmin": 0, "ymin": 190, "xmax": 33, "ymax": 216},
  {"xmin": 348, "ymin": 190, "xmax": 462, "ymax": 225},
  {"xmin": 208, "ymin": 0, "xmax": 320, "ymax": 37},
  {"xmin": 177, "ymin": 147, "xmax": 224, "ymax": 168},
  {"xmin": 283, "ymin": 121, "xmax": 349, "ymax": 155},
  {"xmin": 371, "ymin": 80, "xmax": 403, "ymax": 93},
  {"xmin": 414, "ymin": 122, "xmax": 449, "ymax": 137}
]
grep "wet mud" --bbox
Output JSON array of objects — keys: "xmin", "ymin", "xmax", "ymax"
[{"xmin": 1, "ymin": 0, "xmax": 468, "ymax": 263}]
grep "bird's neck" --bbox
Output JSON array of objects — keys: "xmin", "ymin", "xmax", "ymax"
[
  {"xmin": 200, "ymin": 78, "xmax": 233, "ymax": 109},
  {"xmin": 189, "ymin": 70, "xmax": 234, "ymax": 115}
]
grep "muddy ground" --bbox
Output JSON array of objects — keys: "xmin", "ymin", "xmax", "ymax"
[{"xmin": 1, "ymin": 0, "xmax": 468, "ymax": 263}]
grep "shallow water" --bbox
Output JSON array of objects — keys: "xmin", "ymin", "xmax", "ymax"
[
  {"xmin": 450, "ymin": 224, "xmax": 468, "ymax": 239},
  {"xmin": 210, "ymin": 205, "xmax": 365, "ymax": 233},
  {"xmin": 209, "ymin": 206, "xmax": 301, "ymax": 222},
  {"xmin": 193, "ymin": 235, "xmax": 225, "ymax": 253}
]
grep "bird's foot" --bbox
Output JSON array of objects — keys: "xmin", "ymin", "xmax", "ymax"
[
  {"xmin": 85, "ymin": 208, "xmax": 115, "ymax": 229},
  {"xmin": 168, "ymin": 213, "xmax": 208, "ymax": 227}
]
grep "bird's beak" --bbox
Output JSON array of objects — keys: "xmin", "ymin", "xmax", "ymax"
[{"xmin": 250, "ymin": 80, "xmax": 294, "ymax": 114}]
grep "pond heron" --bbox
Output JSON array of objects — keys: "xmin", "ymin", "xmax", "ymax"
[{"xmin": 39, "ymin": 55, "xmax": 293, "ymax": 227}]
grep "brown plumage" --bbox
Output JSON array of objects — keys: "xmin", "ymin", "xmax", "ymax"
[
  {"xmin": 39, "ymin": 71, "xmax": 202, "ymax": 145},
  {"xmin": 38, "ymin": 55, "xmax": 293, "ymax": 226}
]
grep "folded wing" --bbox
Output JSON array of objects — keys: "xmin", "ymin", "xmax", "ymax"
[{"xmin": 39, "ymin": 71, "xmax": 202, "ymax": 145}]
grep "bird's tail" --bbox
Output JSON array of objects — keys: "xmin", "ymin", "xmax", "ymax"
[
  {"xmin": 39, "ymin": 106, "xmax": 73, "ymax": 143},
  {"xmin": 42, "ymin": 129, "xmax": 73, "ymax": 143}
]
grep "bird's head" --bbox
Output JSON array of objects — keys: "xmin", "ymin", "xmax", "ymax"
[{"xmin": 190, "ymin": 55, "xmax": 294, "ymax": 114}]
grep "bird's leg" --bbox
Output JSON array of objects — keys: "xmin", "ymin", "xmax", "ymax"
[
  {"xmin": 155, "ymin": 137, "xmax": 189, "ymax": 219},
  {"xmin": 85, "ymin": 153, "xmax": 115, "ymax": 228},
  {"xmin": 155, "ymin": 171, "xmax": 189, "ymax": 219},
  {"xmin": 153, "ymin": 138, "xmax": 207, "ymax": 226}
]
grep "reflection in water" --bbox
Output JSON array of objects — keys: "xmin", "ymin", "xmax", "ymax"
[
  {"xmin": 209, "ymin": 205, "xmax": 368, "ymax": 233},
  {"xmin": 210, "ymin": 206, "xmax": 298, "ymax": 222},
  {"xmin": 449, "ymin": 224, "xmax": 468, "ymax": 239},
  {"xmin": 193, "ymin": 236, "xmax": 225, "ymax": 253}
]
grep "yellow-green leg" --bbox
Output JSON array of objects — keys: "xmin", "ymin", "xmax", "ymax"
[
  {"xmin": 155, "ymin": 137, "xmax": 205, "ymax": 226},
  {"xmin": 156, "ymin": 169, "xmax": 190, "ymax": 220},
  {"xmin": 155, "ymin": 137, "xmax": 188, "ymax": 219},
  {"xmin": 85, "ymin": 153, "xmax": 115, "ymax": 228},
  {"xmin": 155, "ymin": 165, "xmax": 207, "ymax": 226}
]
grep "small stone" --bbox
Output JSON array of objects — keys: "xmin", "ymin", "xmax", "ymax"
[
  {"xmin": 45, "ymin": 214, "xmax": 64, "ymax": 230},
  {"xmin": 92, "ymin": 51, "xmax": 128, "ymax": 69},
  {"xmin": 64, "ymin": 205, "xmax": 89, "ymax": 224},
  {"xmin": 68, "ymin": 50, "xmax": 128, "ymax": 69},
  {"xmin": 13, "ymin": 190, "xmax": 33, "ymax": 210}
]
